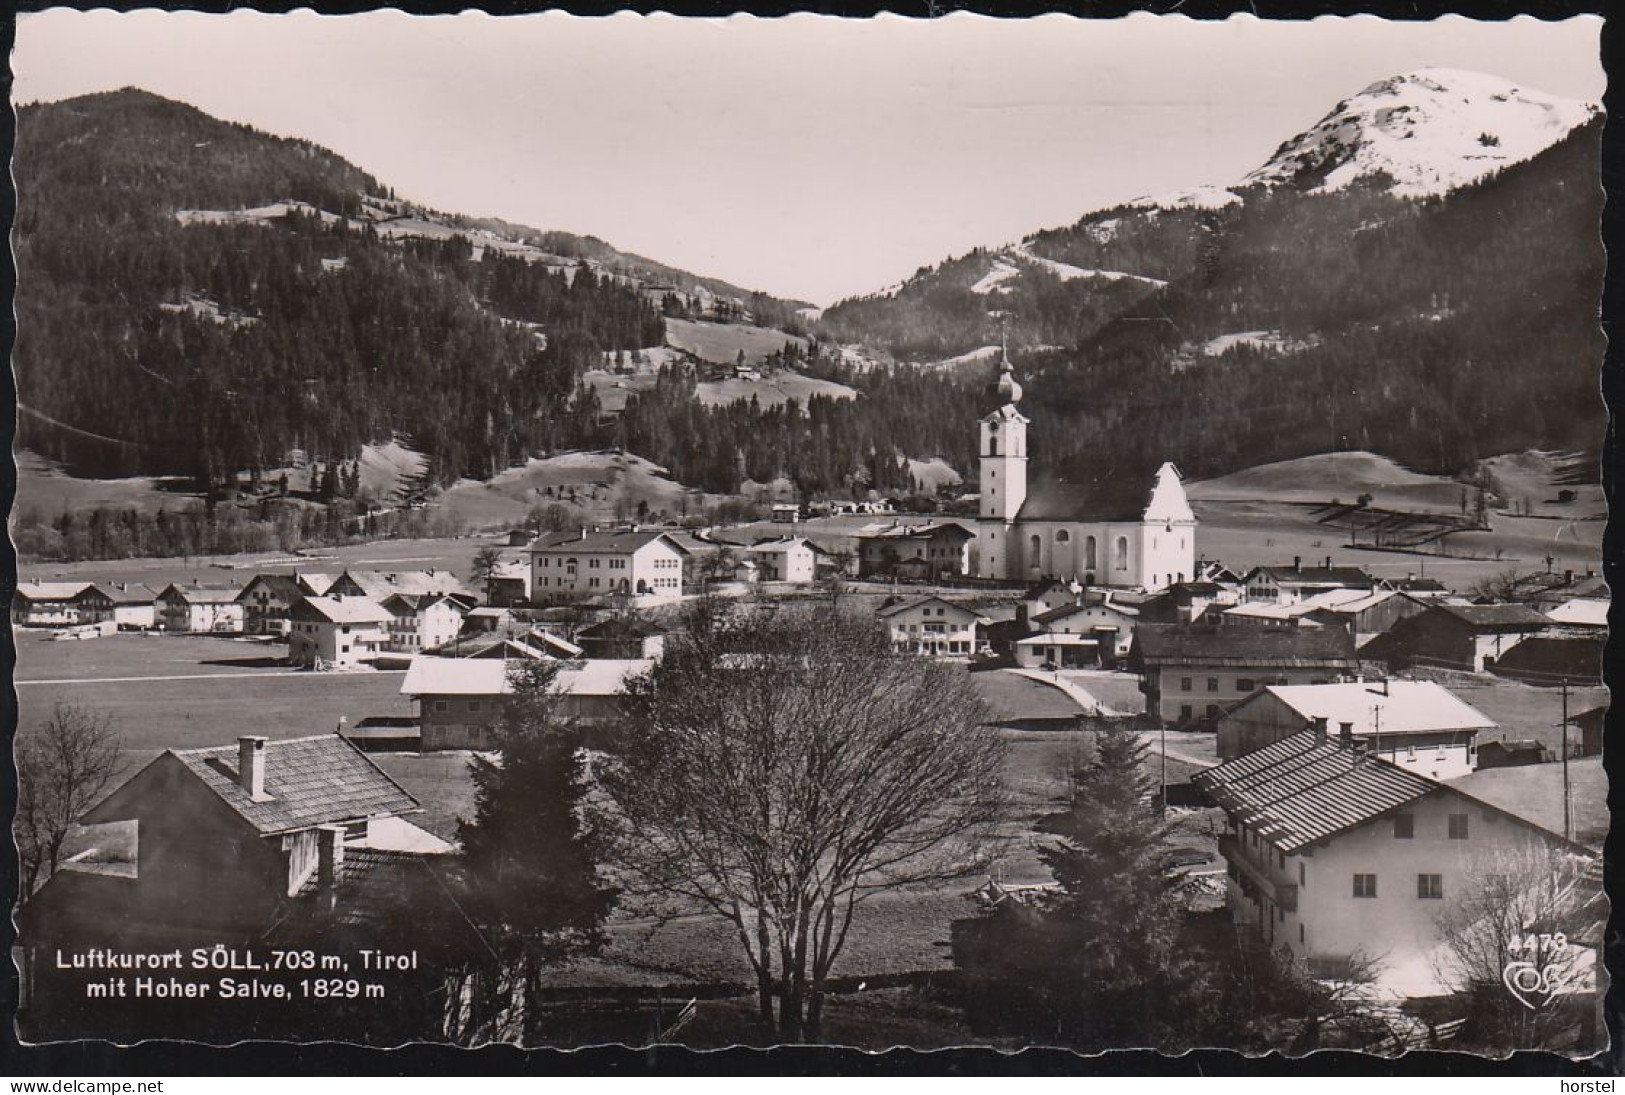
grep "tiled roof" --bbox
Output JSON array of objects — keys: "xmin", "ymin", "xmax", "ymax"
[
  {"xmin": 1248, "ymin": 566, "xmax": 1376, "ymax": 587},
  {"xmin": 878, "ymin": 595, "xmax": 982, "ymax": 620},
  {"xmin": 529, "ymin": 529, "xmax": 690, "ymax": 555},
  {"xmin": 1261, "ymin": 680, "xmax": 1496, "ymax": 736},
  {"xmin": 1436, "ymin": 603, "xmax": 1551, "ymax": 630},
  {"xmin": 1134, "ymin": 623, "xmax": 1358, "ymax": 669},
  {"xmin": 158, "ymin": 583, "xmax": 243, "ymax": 605},
  {"xmin": 292, "ymin": 596, "xmax": 395, "ymax": 625},
  {"xmin": 15, "ymin": 582, "xmax": 93, "ymax": 601},
  {"xmin": 79, "ymin": 582, "xmax": 157, "ymax": 605},
  {"xmin": 236, "ymin": 574, "xmax": 305, "ymax": 602},
  {"xmin": 340, "ymin": 569, "xmax": 473, "ymax": 599},
  {"xmin": 1032, "ymin": 599, "xmax": 1138, "ymax": 626},
  {"xmin": 578, "ymin": 617, "xmax": 667, "ymax": 640},
  {"xmin": 1192, "ymin": 730, "xmax": 1436, "ymax": 852},
  {"xmin": 296, "ymin": 572, "xmax": 340, "ymax": 595},
  {"xmin": 1015, "ymin": 463, "xmax": 1165, "ymax": 522},
  {"xmin": 169, "ymin": 735, "xmax": 420, "ymax": 835}
]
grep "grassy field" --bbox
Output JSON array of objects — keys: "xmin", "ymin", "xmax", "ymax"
[
  {"xmin": 663, "ymin": 318, "xmax": 808, "ymax": 365},
  {"xmin": 16, "ymin": 533, "xmax": 500, "ymax": 590}
]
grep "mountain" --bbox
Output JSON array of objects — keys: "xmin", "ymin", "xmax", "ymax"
[
  {"xmin": 12, "ymin": 88, "xmax": 813, "ymax": 488},
  {"xmin": 1240, "ymin": 68, "xmax": 1597, "ymax": 198},
  {"xmin": 817, "ymin": 70, "xmax": 1603, "ymax": 481}
]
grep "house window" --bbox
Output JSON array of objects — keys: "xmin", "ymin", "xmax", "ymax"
[
  {"xmin": 1298, "ymin": 862, "xmax": 1305, "ymax": 886},
  {"xmin": 1393, "ymin": 814, "xmax": 1414, "ymax": 839},
  {"xmin": 1418, "ymin": 874, "xmax": 1444, "ymax": 900},
  {"xmin": 1448, "ymin": 814, "xmax": 1469, "ymax": 840},
  {"xmin": 1056, "ymin": 529, "xmax": 1069, "ymax": 543},
  {"xmin": 1353, "ymin": 873, "xmax": 1377, "ymax": 899},
  {"xmin": 432, "ymin": 700, "xmax": 449, "ymax": 713},
  {"xmin": 1207, "ymin": 678, "xmax": 1218, "ymax": 692},
  {"xmin": 1180, "ymin": 677, "xmax": 1193, "ymax": 692},
  {"xmin": 1179, "ymin": 705, "xmax": 1193, "ymax": 721},
  {"xmin": 1299, "ymin": 923, "xmax": 1305, "ymax": 944},
  {"xmin": 1237, "ymin": 678, "xmax": 1255, "ymax": 692},
  {"xmin": 1206, "ymin": 705, "xmax": 1220, "ymax": 719}
]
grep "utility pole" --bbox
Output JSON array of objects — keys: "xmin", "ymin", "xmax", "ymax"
[
  {"xmin": 1160, "ymin": 718, "xmax": 1168, "ymax": 819},
  {"xmin": 1561, "ymin": 675, "xmax": 1572, "ymax": 842}
]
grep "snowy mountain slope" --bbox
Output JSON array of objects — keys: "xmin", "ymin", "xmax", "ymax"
[{"xmin": 1242, "ymin": 68, "xmax": 1597, "ymax": 199}]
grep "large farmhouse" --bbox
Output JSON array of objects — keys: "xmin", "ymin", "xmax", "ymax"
[{"xmin": 974, "ymin": 353, "xmax": 1196, "ymax": 591}]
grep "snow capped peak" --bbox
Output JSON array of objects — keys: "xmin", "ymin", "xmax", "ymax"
[{"xmin": 1242, "ymin": 68, "xmax": 1597, "ymax": 200}]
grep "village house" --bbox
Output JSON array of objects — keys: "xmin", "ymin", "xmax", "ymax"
[
  {"xmin": 16, "ymin": 734, "xmax": 454, "ymax": 1039},
  {"xmin": 70, "ymin": 582, "xmax": 157, "ymax": 630},
  {"xmin": 295, "ymin": 572, "xmax": 340, "ymax": 597},
  {"xmin": 877, "ymin": 596, "xmax": 987, "ymax": 658},
  {"xmin": 154, "ymin": 583, "xmax": 245, "ymax": 633},
  {"xmin": 575, "ymin": 616, "xmax": 667, "ymax": 660},
  {"xmin": 1194, "ymin": 728, "xmax": 1599, "ymax": 998},
  {"xmin": 1018, "ymin": 578, "xmax": 1084, "ymax": 621},
  {"xmin": 21, "ymin": 734, "xmax": 444, "ymax": 945},
  {"xmin": 1215, "ymin": 680, "xmax": 1496, "ymax": 780},
  {"xmin": 855, "ymin": 521, "xmax": 976, "ymax": 581},
  {"xmin": 381, "ymin": 592, "xmax": 469, "ymax": 654},
  {"xmin": 1304, "ymin": 588, "xmax": 1433, "ymax": 648},
  {"xmin": 1018, "ymin": 595, "xmax": 1141, "ymax": 666},
  {"xmin": 769, "ymin": 502, "xmax": 802, "ymax": 524},
  {"xmin": 1131, "ymin": 623, "xmax": 1359, "ymax": 728},
  {"xmin": 445, "ymin": 630, "xmax": 583, "ymax": 660},
  {"xmin": 1567, "ymin": 706, "xmax": 1606, "ymax": 759},
  {"xmin": 1488, "ymin": 633, "xmax": 1605, "ymax": 685},
  {"xmin": 974, "ymin": 353, "xmax": 1197, "ymax": 591},
  {"xmin": 744, "ymin": 536, "xmax": 822, "ymax": 583},
  {"xmin": 327, "ymin": 568, "xmax": 474, "ymax": 602},
  {"xmin": 12, "ymin": 581, "xmax": 91, "ymax": 627},
  {"xmin": 1365, "ymin": 603, "xmax": 1552, "ymax": 673},
  {"xmin": 235, "ymin": 573, "xmax": 306, "ymax": 635},
  {"xmin": 485, "ymin": 559, "xmax": 532, "ymax": 607},
  {"xmin": 288, "ymin": 596, "xmax": 393, "ymax": 669},
  {"xmin": 529, "ymin": 528, "xmax": 690, "ymax": 602},
  {"xmin": 1474, "ymin": 738, "xmax": 1551, "ymax": 770},
  {"xmin": 400, "ymin": 656, "xmax": 652, "ymax": 750},
  {"xmin": 1239, "ymin": 562, "xmax": 1377, "ymax": 605}
]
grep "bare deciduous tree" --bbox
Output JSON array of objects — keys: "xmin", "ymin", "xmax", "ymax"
[
  {"xmin": 1431, "ymin": 843, "xmax": 1599, "ymax": 1050},
  {"xmin": 15, "ymin": 703, "xmax": 125, "ymax": 898},
  {"xmin": 603, "ymin": 603, "xmax": 1007, "ymax": 1041}
]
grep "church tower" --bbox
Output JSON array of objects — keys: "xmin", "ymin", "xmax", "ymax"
[{"xmin": 976, "ymin": 352, "xmax": 1029, "ymax": 579}]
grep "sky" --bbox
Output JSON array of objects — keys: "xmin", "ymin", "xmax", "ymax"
[{"xmin": 12, "ymin": 11, "xmax": 1604, "ymax": 306}]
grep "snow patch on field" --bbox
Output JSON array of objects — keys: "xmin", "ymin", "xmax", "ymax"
[
  {"xmin": 358, "ymin": 440, "xmax": 429, "ymax": 500},
  {"xmin": 970, "ymin": 260, "xmax": 1021, "ymax": 296},
  {"xmin": 158, "ymin": 294, "xmax": 258, "ymax": 329},
  {"xmin": 907, "ymin": 458, "xmax": 963, "ymax": 492},
  {"xmin": 1200, "ymin": 331, "xmax": 1318, "ymax": 357},
  {"xmin": 1129, "ymin": 185, "xmax": 1242, "ymax": 212}
]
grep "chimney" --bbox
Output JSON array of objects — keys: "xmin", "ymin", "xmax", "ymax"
[
  {"xmin": 1324, "ymin": 555, "xmax": 1331, "ymax": 569},
  {"xmin": 1293, "ymin": 556, "xmax": 1302, "ymax": 571},
  {"xmin": 238, "ymin": 736, "xmax": 270, "ymax": 801},
  {"xmin": 317, "ymin": 825, "xmax": 346, "ymax": 894},
  {"xmin": 1312, "ymin": 716, "xmax": 1329, "ymax": 743},
  {"xmin": 1339, "ymin": 721, "xmax": 1355, "ymax": 746}
]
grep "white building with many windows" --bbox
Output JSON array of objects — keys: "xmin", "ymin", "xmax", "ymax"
[
  {"xmin": 974, "ymin": 353, "xmax": 1196, "ymax": 591},
  {"xmin": 877, "ymin": 596, "xmax": 987, "ymax": 658},
  {"xmin": 529, "ymin": 528, "xmax": 690, "ymax": 603},
  {"xmin": 1195, "ymin": 728, "xmax": 1599, "ymax": 998}
]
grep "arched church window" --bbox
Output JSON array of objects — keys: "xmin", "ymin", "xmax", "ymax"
[
  {"xmin": 1029, "ymin": 534, "xmax": 1041, "ymax": 563},
  {"xmin": 1055, "ymin": 530, "xmax": 1070, "ymax": 543},
  {"xmin": 1115, "ymin": 536, "xmax": 1129, "ymax": 570},
  {"xmin": 989, "ymin": 437, "xmax": 999, "ymax": 457},
  {"xmin": 1084, "ymin": 537, "xmax": 1097, "ymax": 570}
]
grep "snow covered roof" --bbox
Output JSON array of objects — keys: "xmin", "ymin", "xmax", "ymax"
[
  {"xmin": 1261, "ymin": 680, "xmax": 1496, "ymax": 736},
  {"xmin": 293, "ymin": 596, "xmax": 395, "ymax": 625},
  {"xmin": 1546, "ymin": 598, "xmax": 1609, "ymax": 628},
  {"xmin": 400, "ymin": 656, "xmax": 651, "ymax": 697},
  {"xmin": 15, "ymin": 581, "xmax": 93, "ymax": 602}
]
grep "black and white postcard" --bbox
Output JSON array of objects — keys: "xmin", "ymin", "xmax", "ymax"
[{"xmin": 9, "ymin": 9, "xmax": 1610, "ymax": 1059}]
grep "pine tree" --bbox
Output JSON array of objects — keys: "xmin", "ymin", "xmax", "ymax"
[{"xmin": 457, "ymin": 659, "xmax": 616, "ymax": 1037}]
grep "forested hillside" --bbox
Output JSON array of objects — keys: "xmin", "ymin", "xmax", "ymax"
[
  {"xmin": 13, "ymin": 89, "xmax": 811, "ymax": 491},
  {"xmin": 819, "ymin": 109, "xmax": 1604, "ymax": 481}
]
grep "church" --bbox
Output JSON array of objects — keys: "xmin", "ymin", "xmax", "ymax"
[{"xmin": 975, "ymin": 353, "xmax": 1197, "ymax": 591}]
